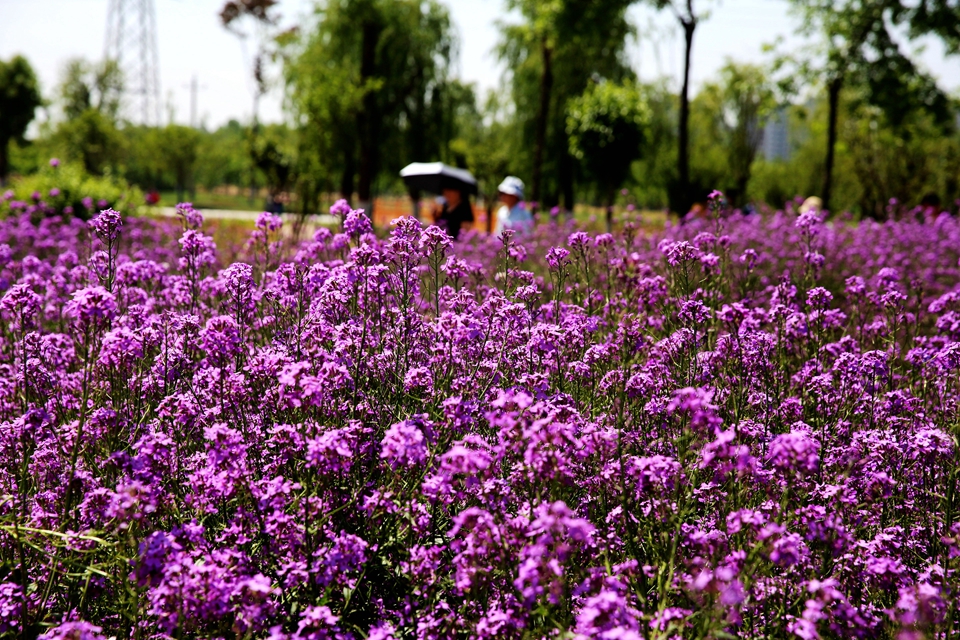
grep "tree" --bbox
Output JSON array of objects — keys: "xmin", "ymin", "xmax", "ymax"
[
  {"xmin": 220, "ymin": 0, "xmax": 282, "ymax": 202},
  {"xmin": 193, "ymin": 120, "xmax": 252, "ymax": 190},
  {"xmin": 220, "ymin": 0, "xmax": 281, "ymax": 124},
  {"xmin": 58, "ymin": 58, "xmax": 123, "ymax": 122},
  {"xmin": 567, "ymin": 80, "xmax": 649, "ymax": 230},
  {"xmin": 845, "ymin": 104, "xmax": 960, "ymax": 218},
  {"xmin": 786, "ymin": 0, "xmax": 959, "ymax": 213},
  {"xmin": 56, "ymin": 109, "xmax": 125, "ymax": 176},
  {"xmin": 0, "ymin": 55, "xmax": 42, "ymax": 182},
  {"xmin": 51, "ymin": 58, "xmax": 125, "ymax": 176},
  {"xmin": 450, "ymin": 89, "xmax": 516, "ymax": 230},
  {"xmin": 498, "ymin": 0, "xmax": 636, "ymax": 209},
  {"xmin": 500, "ymin": 0, "xmax": 560, "ymax": 208},
  {"xmin": 644, "ymin": 0, "xmax": 705, "ymax": 215},
  {"xmin": 156, "ymin": 124, "xmax": 201, "ymax": 202},
  {"xmin": 284, "ymin": 0, "xmax": 460, "ymax": 209},
  {"xmin": 699, "ymin": 62, "xmax": 775, "ymax": 207}
]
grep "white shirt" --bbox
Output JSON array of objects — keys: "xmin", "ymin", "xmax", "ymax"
[{"xmin": 494, "ymin": 203, "xmax": 533, "ymax": 235}]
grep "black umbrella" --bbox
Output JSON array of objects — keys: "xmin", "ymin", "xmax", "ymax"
[{"xmin": 400, "ymin": 162, "xmax": 478, "ymax": 196}]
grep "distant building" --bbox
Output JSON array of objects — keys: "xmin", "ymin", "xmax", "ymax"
[{"xmin": 761, "ymin": 108, "xmax": 790, "ymax": 161}]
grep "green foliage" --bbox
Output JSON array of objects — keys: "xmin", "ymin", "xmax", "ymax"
[
  {"xmin": 8, "ymin": 162, "xmax": 141, "ymax": 220},
  {"xmin": 566, "ymin": 80, "xmax": 648, "ymax": 203},
  {"xmin": 57, "ymin": 58, "xmax": 123, "ymax": 122},
  {"xmin": 498, "ymin": 0, "xmax": 636, "ymax": 208},
  {"xmin": 744, "ymin": 93, "xmax": 958, "ymax": 216},
  {"xmin": 284, "ymin": 0, "xmax": 463, "ymax": 204},
  {"xmin": 696, "ymin": 61, "xmax": 776, "ymax": 205},
  {"xmin": 450, "ymin": 90, "xmax": 517, "ymax": 203},
  {"xmin": 896, "ymin": 0, "xmax": 960, "ymax": 54},
  {"xmin": 195, "ymin": 120, "xmax": 250, "ymax": 189},
  {"xmin": 156, "ymin": 124, "xmax": 202, "ymax": 199},
  {"xmin": 251, "ymin": 123, "xmax": 294, "ymax": 197},
  {"xmin": 627, "ymin": 81, "xmax": 677, "ymax": 209},
  {"xmin": 781, "ymin": 0, "xmax": 959, "ymax": 211},
  {"xmin": 43, "ymin": 56, "xmax": 127, "ymax": 177},
  {"xmin": 845, "ymin": 104, "xmax": 960, "ymax": 218},
  {"xmin": 53, "ymin": 109, "xmax": 126, "ymax": 176},
  {"xmin": 0, "ymin": 54, "xmax": 43, "ymax": 180}
]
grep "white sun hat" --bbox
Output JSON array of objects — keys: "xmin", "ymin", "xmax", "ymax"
[{"xmin": 497, "ymin": 176, "xmax": 525, "ymax": 199}]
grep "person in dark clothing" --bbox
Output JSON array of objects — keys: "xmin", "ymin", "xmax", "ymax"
[
  {"xmin": 435, "ymin": 187, "xmax": 474, "ymax": 240},
  {"xmin": 920, "ymin": 192, "xmax": 942, "ymax": 215}
]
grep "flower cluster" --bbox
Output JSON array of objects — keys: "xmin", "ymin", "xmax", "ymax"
[{"xmin": 1, "ymin": 200, "xmax": 960, "ymax": 638}]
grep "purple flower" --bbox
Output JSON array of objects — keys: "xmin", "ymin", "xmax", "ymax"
[
  {"xmin": 545, "ymin": 247, "xmax": 570, "ymax": 270},
  {"xmin": 567, "ymin": 231, "xmax": 590, "ymax": 250},
  {"xmin": 178, "ymin": 229, "xmax": 217, "ymax": 269},
  {"xmin": 769, "ymin": 428, "xmax": 820, "ymax": 475},
  {"xmin": 255, "ymin": 210, "xmax": 283, "ymax": 232},
  {"xmin": 175, "ymin": 202, "xmax": 204, "ymax": 229},
  {"xmin": 38, "ymin": 620, "xmax": 109, "ymax": 640},
  {"xmin": 0, "ymin": 283, "xmax": 42, "ymax": 328},
  {"xmin": 89, "ymin": 208, "xmax": 123, "ymax": 241},
  {"xmin": 65, "ymin": 286, "xmax": 117, "ymax": 325},
  {"xmin": 343, "ymin": 208, "xmax": 372, "ymax": 237},
  {"xmin": 329, "ymin": 198, "xmax": 352, "ymax": 217},
  {"xmin": 381, "ymin": 419, "xmax": 428, "ymax": 468}
]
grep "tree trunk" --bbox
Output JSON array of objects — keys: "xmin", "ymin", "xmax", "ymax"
[
  {"xmin": 677, "ymin": 7, "xmax": 696, "ymax": 217},
  {"xmin": 249, "ymin": 94, "xmax": 260, "ymax": 205},
  {"xmin": 357, "ymin": 19, "xmax": 380, "ymax": 213},
  {"xmin": 606, "ymin": 189, "xmax": 615, "ymax": 233},
  {"xmin": 823, "ymin": 76, "xmax": 842, "ymax": 214},
  {"xmin": 560, "ymin": 146, "xmax": 574, "ymax": 214},
  {"xmin": 340, "ymin": 149, "xmax": 356, "ymax": 203},
  {"xmin": 531, "ymin": 39, "xmax": 553, "ymax": 207},
  {"xmin": 0, "ymin": 140, "xmax": 8, "ymax": 185},
  {"xmin": 736, "ymin": 175, "xmax": 749, "ymax": 209}
]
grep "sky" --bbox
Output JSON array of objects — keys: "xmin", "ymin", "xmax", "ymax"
[{"xmin": 2, "ymin": 0, "xmax": 958, "ymax": 131}]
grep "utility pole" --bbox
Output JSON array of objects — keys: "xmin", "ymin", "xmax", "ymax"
[{"xmin": 182, "ymin": 75, "xmax": 207, "ymax": 128}]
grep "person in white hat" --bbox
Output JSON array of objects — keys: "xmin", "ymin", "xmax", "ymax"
[{"xmin": 494, "ymin": 176, "xmax": 533, "ymax": 236}]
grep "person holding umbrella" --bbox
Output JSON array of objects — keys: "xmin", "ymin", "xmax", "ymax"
[
  {"xmin": 400, "ymin": 162, "xmax": 478, "ymax": 240},
  {"xmin": 435, "ymin": 187, "xmax": 474, "ymax": 240}
]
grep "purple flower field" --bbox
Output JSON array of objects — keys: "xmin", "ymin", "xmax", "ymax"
[{"xmin": 2, "ymin": 199, "xmax": 960, "ymax": 639}]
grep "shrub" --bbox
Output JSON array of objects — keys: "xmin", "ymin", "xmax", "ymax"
[{"xmin": 3, "ymin": 160, "xmax": 141, "ymax": 220}]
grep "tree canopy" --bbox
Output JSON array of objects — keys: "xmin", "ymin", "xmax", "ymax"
[
  {"xmin": 785, "ymin": 0, "xmax": 959, "ymax": 210},
  {"xmin": 497, "ymin": 0, "xmax": 636, "ymax": 209},
  {"xmin": 698, "ymin": 62, "xmax": 776, "ymax": 207},
  {"xmin": 0, "ymin": 55, "xmax": 42, "ymax": 181},
  {"xmin": 567, "ymin": 79, "xmax": 649, "ymax": 220},
  {"xmin": 284, "ymin": 0, "xmax": 463, "ymax": 209}
]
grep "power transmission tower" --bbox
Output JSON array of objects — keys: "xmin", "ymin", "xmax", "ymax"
[{"xmin": 105, "ymin": 0, "xmax": 161, "ymax": 126}]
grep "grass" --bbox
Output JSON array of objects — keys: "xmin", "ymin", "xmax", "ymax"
[{"xmin": 155, "ymin": 189, "xmax": 269, "ymax": 211}]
